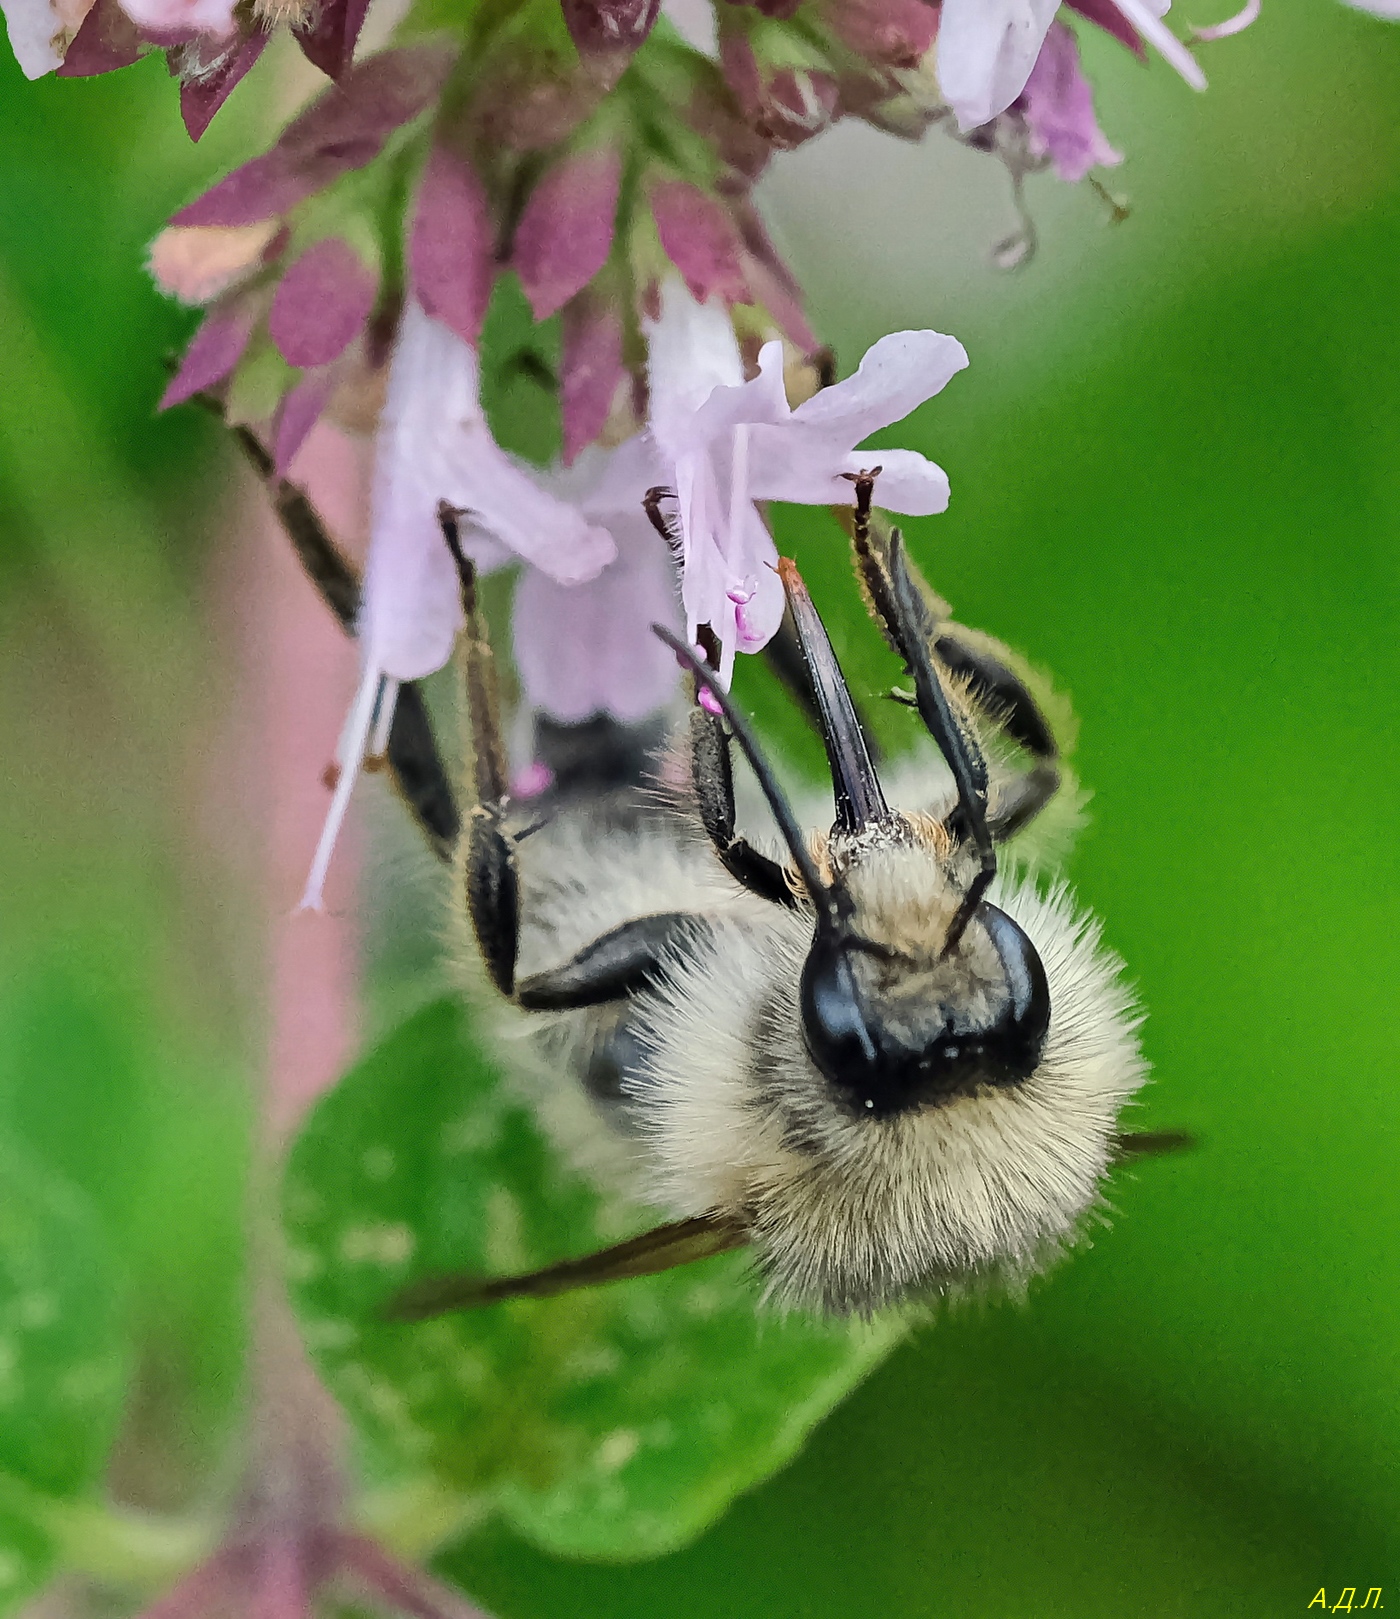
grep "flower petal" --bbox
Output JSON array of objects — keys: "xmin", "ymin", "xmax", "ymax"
[
  {"xmin": 836, "ymin": 447, "xmax": 951, "ymax": 514},
  {"xmin": 643, "ymin": 278, "xmax": 745, "ymax": 459},
  {"xmin": 685, "ymin": 340, "xmax": 791, "ymax": 447},
  {"xmin": 360, "ymin": 302, "xmax": 616, "ymax": 684},
  {"xmin": 2, "ymin": 0, "xmax": 74, "ymax": 75},
  {"xmin": 1106, "ymin": 0, "xmax": 1206, "ymax": 86},
  {"xmin": 936, "ymin": 0, "xmax": 1061, "ymax": 130},
  {"xmin": 512, "ymin": 513, "xmax": 680, "ymax": 724},
  {"xmin": 1022, "ymin": 21, "xmax": 1122, "ymax": 183},
  {"xmin": 1189, "ymin": 0, "xmax": 1258, "ymax": 41},
  {"xmin": 785, "ymin": 328, "xmax": 968, "ymax": 442},
  {"xmin": 118, "ymin": 0, "xmax": 234, "ymax": 37},
  {"xmin": 551, "ymin": 433, "xmax": 667, "ymax": 521}
]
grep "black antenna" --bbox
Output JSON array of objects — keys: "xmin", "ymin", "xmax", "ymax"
[{"xmin": 652, "ymin": 626, "xmax": 842, "ymax": 931}]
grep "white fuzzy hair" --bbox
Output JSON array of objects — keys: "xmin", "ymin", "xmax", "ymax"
[
  {"xmin": 459, "ymin": 753, "xmax": 1145, "ymax": 1316},
  {"xmin": 631, "ymin": 869, "xmax": 1145, "ymax": 1313}
]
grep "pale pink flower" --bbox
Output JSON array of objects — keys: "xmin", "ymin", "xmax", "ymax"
[
  {"xmin": 300, "ymin": 300, "xmax": 616, "ymax": 909},
  {"xmin": 1021, "ymin": 20, "xmax": 1121, "ymax": 181},
  {"xmin": 512, "ymin": 436, "xmax": 683, "ymax": 724},
  {"xmin": 643, "ymin": 277, "xmax": 968, "ymax": 681},
  {"xmin": 1338, "ymin": 0, "xmax": 1396, "ymax": 15},
  {"xmin": 936, "ymin": 0, "xmax": 1205, "ymax": 133}
]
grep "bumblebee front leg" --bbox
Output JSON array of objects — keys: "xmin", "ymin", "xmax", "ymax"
[
  {"xmin": 689, "ymin": 707, "xmax": 799, "ymax": 908},
  {"xmin": 438, "ymin": 504, "xmax": 520, "ymax": 999}
]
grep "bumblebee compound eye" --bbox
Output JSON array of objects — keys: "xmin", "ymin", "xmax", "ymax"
[
  {"xmin": 976, "ymin": 904, "xmax": 1052, "ymax": 1080},
  {"xmin": 799, "ymin": 932, "xmax": 882, "ymax": 1099},
  {"xmin": 798, "ymin": 908, "xmax": 1051, "ymax": 1117}
]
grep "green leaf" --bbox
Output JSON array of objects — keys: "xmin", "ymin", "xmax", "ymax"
[
  {"xmin": 284, "ymin": 997, "xmax": 903, "ymax": 1560},
  {"xmin": 0, "ymin": 1139, "xmax": 129, "ymax": 1500}
]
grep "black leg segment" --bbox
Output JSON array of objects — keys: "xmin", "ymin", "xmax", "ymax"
[
  {"xmin": 517, "ymin": 912, "xmax": 713, "ymax": 1011},
  {"xmin": 690, "ymin": 709, "xmax": 799, "ymax": 908},
  {"xmin": 440, "ymin": 503, "xmax": 521, "ymax": 999}
]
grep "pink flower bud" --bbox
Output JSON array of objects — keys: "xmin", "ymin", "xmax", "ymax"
[
  {"xmin": 56, "ymin": 0, "xmax": 141, "ymax": 74},
  {"xmin": 818, "ymin": 0, "xmax": 936, "ymax": 69},
  {"xmin": 559, "ymin": 0, "xmax": 659, "ymax": 86},
  {"xmin": 560, "ymin": 288, "xmax": 625, "ymax": 463},
  {"xmin": 271, "ymin": 366, "xmax": 336, "ymax": 473},
  {"xmin": 1064, "ymin": 0, "xmax": 1144, "ymax": 56},
  {"xmin": 650, "ymin": 180, "xmax": 748, "ymax": 307},
  {"xmin": 408, "ymin": 143, "xmax": 495, "ymax": 348},
  {"xmin": 159, "ymin": 299, "xmax": 258, "ymax": 409},
  {"xmin": 269, "ymin": 236, "xmax": 377, "ymax": 369},
  {"xmin": 179, "ymin": 28, "xmax": 269, "ymax": 139},
  {"xmin": 511, "ymin": 146, "xmax": 621, "ymax": 321},
  {"xmin": 719, "ymin": 30, "xmax": 838, "ymax": 150},
  {"xmin": 149, "ymin": 220, "xmax": 281, "ymax": 304},
  {"xmin": 173, "ymin": 42, "xmax": 456, "ymax": 226},
  {"xmin": 292, "ymin": 0, "xmax": 369, "ymax": 79}
]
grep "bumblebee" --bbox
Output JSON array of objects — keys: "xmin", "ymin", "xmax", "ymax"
[{"xmin": 383, "ymin": 473, "xmax": 1163, "ymax": 1318}]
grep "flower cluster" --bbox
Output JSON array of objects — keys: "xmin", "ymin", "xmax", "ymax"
[{"xmin": 0, "ymin": 0, "xmax": 1261, "ymax": 906}]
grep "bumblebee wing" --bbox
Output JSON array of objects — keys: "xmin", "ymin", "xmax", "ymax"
[
  {"xmin": 381, "ymin": 1214, "xmax": 749, "ymax": 1320},
  {"xmin": 1112, "ymin": 1130, "xmax": 1196, "ymax": 1160}
]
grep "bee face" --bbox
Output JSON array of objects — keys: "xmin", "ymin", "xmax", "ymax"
[{"xmin": 800, "ymin": 832, "xmax": 1051, "ymax": 1120}]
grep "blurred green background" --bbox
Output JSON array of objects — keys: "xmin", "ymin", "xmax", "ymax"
[{"xmin": 0, "ymin": 2, "xmax": 1397, "ymax": 1614}]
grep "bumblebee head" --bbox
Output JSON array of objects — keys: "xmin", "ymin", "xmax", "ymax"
[{"xmin": 799, "ymin": 878, "xmax": 1050, "ymax": 1119}]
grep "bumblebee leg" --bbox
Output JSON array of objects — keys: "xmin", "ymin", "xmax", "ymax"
[
  {"xmin": 689, "ymin": 709, "xmax": 799, "ymax": 908},
  {"xmin": 229, "ymin": 424, "xmax": 462, "ymax": 862},
  {"xmin": 516, "ymin": 911, "xmax": 712, "ymax": 1010},
  {"xmin": 848, "ymin": 472, "xmax": 1062, "ymax": 848},
  {"xmin": 439, "ymin": 504, "xmax": 520, "ymax": 999}
]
